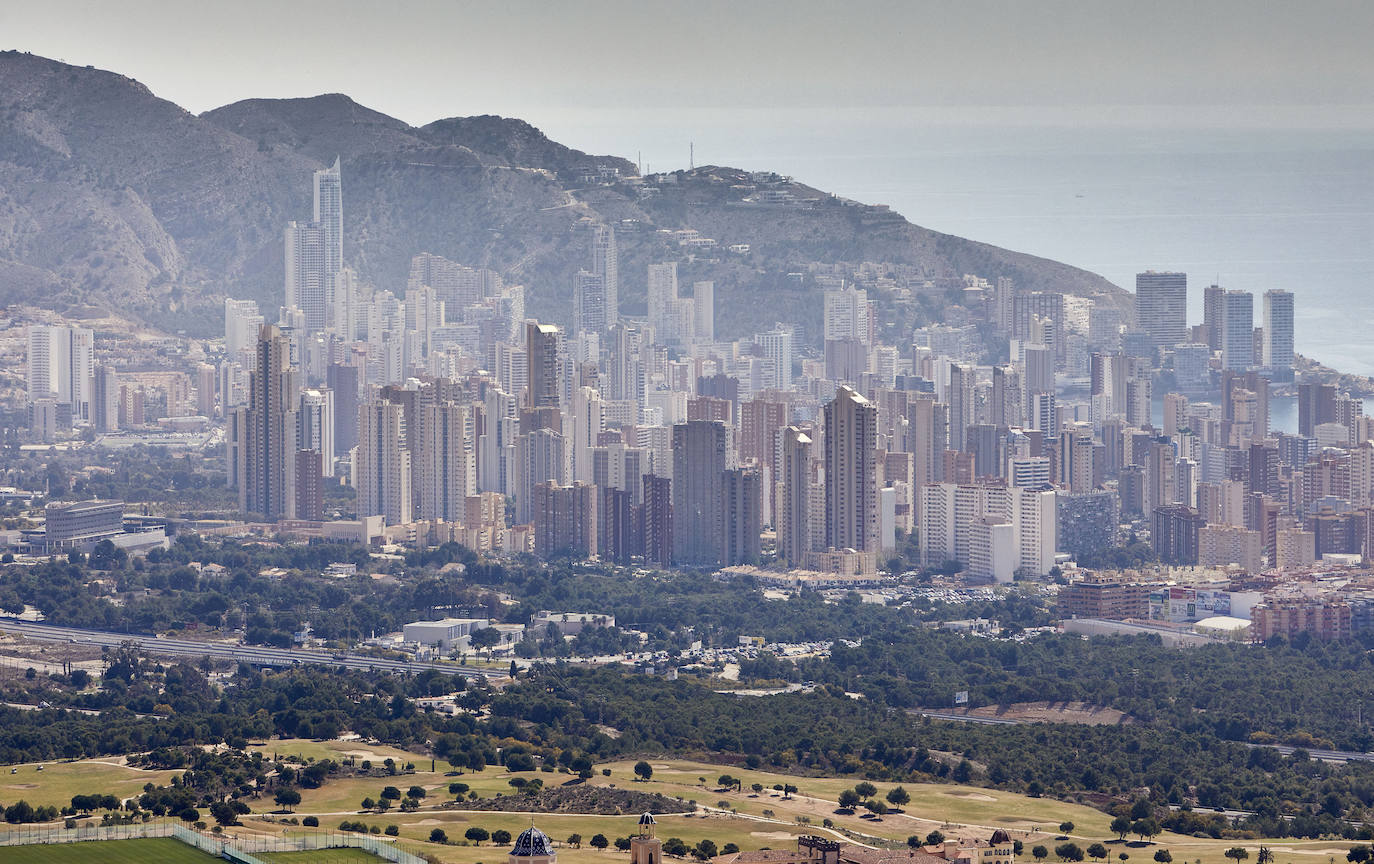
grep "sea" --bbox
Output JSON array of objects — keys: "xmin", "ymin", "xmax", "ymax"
[{"xmin": 537, "ymin": 108, "xmax": 1374, "ymax": 380}]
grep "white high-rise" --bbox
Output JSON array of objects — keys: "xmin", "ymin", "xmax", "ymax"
[
  {"xmin": 1263, "ymin": 289, "xmax": 1294, "ymax": 373},
  {"xmin": 355, "ymin": 400, "xmax": 412, "ymax": 525},
  {"xmin": 285, "ymin": 158, "xmax": 343, "ymax": 333},
  {"xmin": 647, "ymin": 263, "xmax": 677, "ymax": 335},
  {"xmin": 225, "ymin": 299, "xmax": 265, "ymax": 357},
  {"xmin": 591, "ymin": 225, "xmax": 619, "ymax": 329},
  {"xmin": 754, "ymin": 326, "xmax": 794, "ymax": 391},
  {"xmin": 27, "ymin": 324, "xmax": 94, "ymax": 423}
]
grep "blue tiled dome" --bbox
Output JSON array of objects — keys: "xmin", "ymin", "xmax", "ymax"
[{"xmin": 512, "ymin": 826, "xmax": 555, "ymax": 857}]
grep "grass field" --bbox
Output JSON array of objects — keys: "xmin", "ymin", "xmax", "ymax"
[
  {"xmin": 5, "ymin": 746, "xmax": 1369, "ymax": 864},
  {"xmin": 0, "ymin": 838, "xmax": 215, "ymax": 863}
]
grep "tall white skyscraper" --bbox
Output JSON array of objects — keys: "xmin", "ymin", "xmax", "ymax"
[
  {"xmin": 27, "ymin": 324, "xmax": 94, "ymax": 423},
  {"xmin": 591, "ymin": 225, "xmax": 618, "ymax": 329},
  {"xmin": 355, "ymin": 399, "xmax": 412, "ymax": 525},
  {"xmin": 1263, "ymin": 289, "xmax": 1294, "ymax": 373},
  {"xmin": 574, "ymin": 271, "xmax": 608, "ymax": 336},
  {"xmin": 286, "ymin": 158, "xmax": 343, "ymax": 332}
]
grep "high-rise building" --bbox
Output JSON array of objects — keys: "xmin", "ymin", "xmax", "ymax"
[
  {"xmin": 1135, "ymin": 271, "xmax": 1188, "ymax": 349},
  {"xmin": 647, "ymin": 263, "xmax": 678, "ymax": 335},
  {"xmin": 640, "ymin": 474, "xmax": 673, "ymax": 566},
  {"xmin": 284, "ymin": 220, "xmax": 327, "ymax": 332},
  {"xmin": 224, "ymin": 299, "xmax": 264, "ymax": 356},
  {"xmin": 693, "ymin": 281, "xmax": 714, "ymax": 342},
  {"xmin": 722, "ymin": 468, "xmax": 762, "ymax": 565},
  {"xmin": 574, "ymin": 271, "xmax": 607, "ymax": 336},
  {"xmin": 532, "ymin": 481, "xmax": 598, "ymax": 559},
  {"xmin": 525, "ymin": 321, "xmax": 562, "ymax": 410},
  {"xmin": 1152, "ymin": 504, "xmax": 1203, "ymax": 564},
  {"xmin": 823, "ymin": 386, "xmax": 879, "ymax": 553},
  {"xmin": 298, "ymin": 387, "xmax": 335, "ymax": 478},
  {"xmin": 230, "ymin": 324, "xmax": 301, "ymax": 521},
  {"xmin": 1263, "ymin": 289, "xmax": 1295, "ymax": 374},
  {"xmin": 671, "ymin": 420, "xmax": 728, "ymax": 566},
  {"xmin": 754, "ymin": 326, "xmax": 794, "ymax": 391},
  {"xmin": 1220, "ymin": 289, "xmax": 1254, "ymax": 370},
  {"xmin": 93, "ymin": 364, "xmax": 119, "ymax": 433},
  {"xmin": 355, "ymin": 399, "xmax": 412, "ymax": 525},
  {"xmin": 314, "ymin": 157, "xmax": 343, "ymax": 300},
  {"xmin": 1202, "ymin": 283, "xmax": 1225, "ymax": 350},
  {"xmin": 327, "ymin": 364, "xmax": 359, "ymax": 460},
  {"xmin": 416, "ymin": 403, "xmax": 474, "ymax": 522},
  {"xmin": 591, "ymin": 225, "xmax": 619, "ymax": 330},
  {"xmin": 27, "ymin": 324, "xmax": 94, "ymax": 423},
  {"xmin": 778, "ymin": 426, "xmax": 813, "ymax": 567}
]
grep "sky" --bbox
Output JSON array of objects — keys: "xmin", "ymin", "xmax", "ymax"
[{"xmin": 3, "ymin": 0, "xmax": 1373, "ymax": 131}]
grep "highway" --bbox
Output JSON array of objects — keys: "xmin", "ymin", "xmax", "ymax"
[{"xmin": 0, "ymin": 618, "xmax": 505, "ymax": 680}]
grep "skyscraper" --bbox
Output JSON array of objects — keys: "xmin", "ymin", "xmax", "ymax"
[
  {"xmin": 525, "ymin": 321, "xmax": 562, "ymax": 410},
  {"xmin": 693, "ymin": 281, "xmax": 714, "ymax": 342},
  {"xmin": 1263, "ymin": 289, "xmax": 1295, "ymax": 374},
  {"xmin": 778, "ymin": 426, "xmax": 813, "ymax": 567},
  {"xmin": 1220, "ymin": 289, "xmax": 1254, "ymax": 370},
  {"xmin": 574, "ymin": 271, "xmax": 608, "ymax": 337},
  {"xmin": 671, "ymin": 420, "xmax": 727, "ymax": 566},
  {"xmin": 823, "ymin": 386, "xmax": 879, "ymax": 553},
  {"xmin": 224, "ymin": 299, "xmax": 264, "ymax": 356},
  {"xmin": 285, "ymin": 158, "xmax": 343, "ymax": 332},
  {"xmin": 753, "ymin": 326, "xmax": 794, "ymax": 391},
  {"xmin": 591, "ymin": 225, "xmax": 619, "ymax": 330},
  {"xmin": 1135, "ymin": 271, "xmax": 1188, "ymax": 349},
  {"xmin": 355, "ymin": 399, "xmax": 412, "ymax": 525},
  {"xmin": 231, "ymin": 324, "xmax": 300, "ymax": 521},
  {"xmin": 647, "ymin": 263, "xmax": 677, "ymax": 335},
  {"xmin": 27, "ymin": 324, "xmax": 93, "ymax": 423},
  {"xmin": 416, "ymin": 402, "xmax": 475, "ymax": 523}
]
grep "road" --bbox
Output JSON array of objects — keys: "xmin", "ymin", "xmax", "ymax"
[{"xmin": 0, "ymin": 618, "xmax": 505, "ymax": 680}]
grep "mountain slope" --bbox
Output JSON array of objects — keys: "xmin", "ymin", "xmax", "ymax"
[{"xmin": 0, "ymin": 51, "xmax": 1125, "ymax": 339}]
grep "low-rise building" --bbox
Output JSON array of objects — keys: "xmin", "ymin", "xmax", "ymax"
[{"xmin": 402, "ymin": 617, "xmax": 490, "ymax": 651}]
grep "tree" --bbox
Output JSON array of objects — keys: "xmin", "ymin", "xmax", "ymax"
[
  {"xmin": 909, "ymin": 837, "xmax": 925, "ymax": 849},
  {"xmin": 718, "ymin": 774, "xmax": 736, "ymax": 788},
  {"xmin": 854, "ymin": 782, "xmax": 877, "ymax": 799},
  {"xmin": 886, "ymin": 786, "xmax": 910, "ymax": 806},
  {"xmin": 303, "ymin": 816, "xmax": 319, "ymax": 827},
  {"xmin": 617, "ymin": 838, "xmax": 633, "ymax": 851},
  {"xmin": 751, "ymin": 783, "xmax": 764, "ymax": 794},
  {"xmin": 430, "ymin": 828, "xmax": 448, "ymax": 844},
  {"xmin": 178, "ymin": 806, "xmax": 199, "ymax": 823},
  {"xmin": 466, "ymin": 827, "xmax": 490, "ymax": 845},
  {"xmin": 361, "ymin": 797, "xmax": 376, "ymax": 811},
  {"xmin": 1257, "ymin": 849, "xmax": 1273, "ymax": 864},
  {"xmin": 1056, "ymin": 843, "xmax": 1084, "ymax": 863},
  {"xmin": 1225, "ymin": 850, "xmax": 1250, "ymax": 864},
  {"xmin": 1119, "ymin": 856, "xmax": 1129, "ymax": 863},
  {"xmin": 927, "ymin": 832, "xmax": 946, "ymax": 846},
  {"xmin": 568, "ymin": 833, "xmax": 583, "ymax": 848},
  {"xmin": 664, "ymin": 838, "xmax": 690, "ymax": 857},
  {"xmin": 863, "ymin": 799, "xmax": 887, "ymax": 815},
  {"xmin": 209, "ymin": 801, "xmax": 238, "ymax": 826},
  {"xmin": 274, "ymin": 788, "xmax": 301, "ymax": 811},
  {"xmin": 839, "ymin": 789, "xmax": 861, "ymax": 809},
  {"xmin": 1132, "ymin": 820, "xmax": 1160, "ymax": 843},
  {"xmin": 635, "ymin": 761, "xmax": 653, "ymax": 781},
  {"xmin": 408, "ymin": 785, "xmax": 427, "ymax": 799},
  {"xmin": 723, "ymin": 844, "xmax": 740, "ymax": 855},
  {"xmin": 493, "ymin": 830, "xmax": 513, "ymax": 845},
  {"xmin": 1059, "ymin": 823, "xmax": 1075, "ymax": 835},
  {"xmin": 592, "ymin": 834, "xmax": 610, "ymax": 849},
  {"xmin": 1033, "ymin": 846, "xmax": 1049, "ymax": 863},
  {"xmin": 694, "ymin": 840, "xmax": 719, "ymax": 860},
  {"xmin": 381, "ymin": 785, "xmax": 402, "ymax": 800},
  {"xmin": 449, "ymin": 782, "xmax": 469, "ymax": 796},
  {"xmin": 1154, "ymin": 852, "xmax": 1172, "ymax": 864},
  {"xmin": 1088, "ymin": 844, "xmax": 1109, "ymax": 862},
  {"xmin": 1110, "ymin": 816, "xmax": 1132, "ymax": 841},
  {"xmin": 782, "ymin": 783, "xmax": 798, "ymax": 799},
  {"xmin": 1350, "ymin": 851, "xmax": 1371, "ymax": 864}
]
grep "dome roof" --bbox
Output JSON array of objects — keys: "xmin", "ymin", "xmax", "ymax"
[
  {"xmin": 990, "ymin": 830, "xmax": 1012, "ymax": 845},
  {"xmin": 638, "ymin": 813, "xmax": 657, "ymax": 826},
  {"xmin": 512, "ymin": 826, "xmax": 555, "ymax": 857}
]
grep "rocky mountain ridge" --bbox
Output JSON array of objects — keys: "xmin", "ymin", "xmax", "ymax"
[{"xmin": 0, "ymin": 50, "xmax": 1126, "ymax": 340}]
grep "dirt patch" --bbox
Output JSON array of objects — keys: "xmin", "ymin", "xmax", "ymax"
[
  {"xmin": 948, "ymin": 791, "xmax": 996, "ymax": 801},
  {"xmin": 6, "ymin": 784, "xmax": 38, "ymax": 790},
  {"xmin": 752, "ymin": 832, "xmax": 799, "ymax": 840},
  {"xmin": 938, "ymin": 701, "xmax": 1133, "ymax": 725}
]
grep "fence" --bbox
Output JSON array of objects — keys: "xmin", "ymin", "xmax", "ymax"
[
  {"xmin": 0, "ymin": 819, "xmax": 173, "ymax": 847},
  {"xmin": 230, "ymin": 829, "xmax": 429, "ymax": 864},
  {"xmin": 0, "ymin": 819, "xmax": 423, "ymax": 864}
]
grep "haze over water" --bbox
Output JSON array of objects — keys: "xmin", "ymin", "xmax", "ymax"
[{"xmin": 545, "ymin": 110, "xmax": 1374, "ymax": 376}]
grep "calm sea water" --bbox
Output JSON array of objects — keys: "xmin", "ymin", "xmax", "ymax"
[{"xmin": 541, "ymin": 111, "xmax": 1374, "ymax": 375}]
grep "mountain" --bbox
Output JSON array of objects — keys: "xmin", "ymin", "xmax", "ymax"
[{"xmin": 0, "ymin": 51, "xmax": 1126, "ymax": 340}]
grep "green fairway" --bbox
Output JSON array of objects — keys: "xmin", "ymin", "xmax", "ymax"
[
  {"xmin": 0, "ymin": 837, "xmax": 216, "ymax": 863},
  {"xmin": 258, "ymin": 848, "xmax": 384, "ymax": 864}
]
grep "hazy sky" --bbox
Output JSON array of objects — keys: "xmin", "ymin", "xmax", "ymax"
[{"xmin": 4, "ymin": 0, "xmax": 1373, "ymax": 129}]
